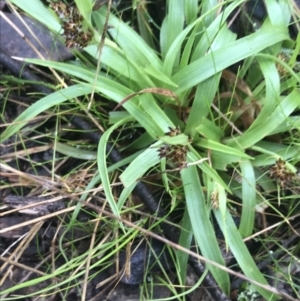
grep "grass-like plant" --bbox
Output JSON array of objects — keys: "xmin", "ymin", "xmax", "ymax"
[{"xmin": 1, "ymin": 0, "xmax": 300, "ymax": 300}]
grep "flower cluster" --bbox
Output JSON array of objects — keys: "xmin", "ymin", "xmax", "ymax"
[
  {"xmin": 269, "ymin": 158, "xmax": 296, "ymax": 188},
  {"xmin": 50, "ymin": 1, "xmax": 93, "ymax": 48},
  {"xmin": 276, "ymin": 51, "xmax": 300, "ymax": 76},
  {"xmin": 158, "ymin": 127, "xmax": 188, "ymax": 169}
]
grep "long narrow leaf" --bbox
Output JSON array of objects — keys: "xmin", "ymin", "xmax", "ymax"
[
  {"xmin": 120, "ymin": 143, "xmax": 161, "ymax": 188},
  {"xmin": 194, "ymin": 138, "xmax": 253, "ymax": 158},
  {"xmin": 161, "ymin": 0, "xmax": 185, "ymax": 65},
  {"xmin": 239, "ymin": 160, "xmax": 256, "ymax": 237},
  {"xmin": 173, "ymin": 26, "xmax": 289, "ymax": 93},
  {"xmin": 181, "ymin": 163, "xmax": 230, "ymax": 294},
  {"xmin": 94, "ymin": 7, "xmax": 162, "ymax": 70},
  {"xmin": 22, "ymin": 59, "xmax": 174, "ymax": 138},
  {"xmin": 0, "ymin": 85, "xmax": 93, "ymax": 143},
  {"xmin": 177, "ymin": 206, "xmax": 193, "ymax": 285},
  {"xmin": 10, "ymin": 0, "xmax": 61, "ymax": 33},
  {"xmin": 226, "ymin": 89, "xmax": 300, "ymax": 148},
  {"xmin": 97, "ymin": 117, "xmax": 131, "ymax": 222},
  {"xmin": 214, "ymin": 208, "xmax": 279, "ymax": 300}
]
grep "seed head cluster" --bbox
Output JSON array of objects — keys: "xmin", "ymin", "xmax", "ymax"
[
  {"xmin": 269, "ymin": 158, "xmax": 296, "ymax": 188},
  {"xmin": 158, "ymin": 127, "xmax": 188, "ymax": 169},
  {"xmin": 50, "ymin": 1, "xmax": 93, "ymax": 48},
  {"xmin": 276, "ymin": 51, "xmax": 300, "ymax": 76}
]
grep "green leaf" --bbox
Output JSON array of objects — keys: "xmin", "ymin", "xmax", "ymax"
[
  {"xmin": 9, "ymin": 0, "xmax": 61, "ymax": 33},
  {"xmin": 177, "ymin": 206, "xmax": 193, "ymax": 284},
  {"xmin": 97, "ymin": 117, "xmax": 131, "ymax": 221},
  {"xmin": 257, "ymin": 55, "xmax": 280, "ymax": 110},
  {"xmin": 158, "ymin": 133, "xmax": 190, "ymax": 145},
  {"xmin": 84, "ymin": 44, "xmax": 149, "ymax": 86},
  {"xmin": 226, "ymin": 89, "xmax": 300, "ymax": 148},
  {"xmin": 142, "ymin": 64, "xmax": 178, "ymax": 87},
  {"xmin": 23, "ymin": 59, "xmax": 173, "ymax": 138},
  {"xmin": 181, "ymin": 163, "xmax": 230, "ymax": 294},
  {"xmin": 163, "ymin": 0, "xmax": 241, "ymax": 76},
  {"xmin": 120, "ymin": 143, "xmax": 161, "ymax": 188},
  {"xmin": 179, "ymin": 23, "xmax": 200, "ymax": 69},
  {"xmin": 201, "ymin": 0, "xmax": 219, "ymax": 27},
  {"xmin": 74, "ymin": 0, "xmax": 92, "ymax": 24},
  {"xmin": 191, "ymin": 0, "xmax": 243, "ymax": 61},
  {"xmin": 264, "ymin": 0, "xmax": 291, "ymax": 26},
  {"xmin": 55, "ymin": 142, "xmax": 97, "ymax": 160},
  {"xmin": 162, "ymin": 12, "xmax": 206, "ymax": 76},
  {"xmin": 185, "ymin": 0, "xmax": 198, "ymax": 24},
  {"xmin": 252, "ymin": 143, "xmax": 300, "ymax": 167},
  {"xmin": 194, "ymin": 139, "xmax": 252, "ymax": 159},
  {"xmin": 0, "ymin": 84, "xmax": 93, "ymax": 143},
  {"xmin": 214, "ymin": 208, "xmax": 279, "ymax": 301},
  {"xmin": 267, "ymin": 115, "xmax": 300, "ymax": 135},
  {"xmin": 94, "ymin": 7, "xmax": 162, "ymax": 70},
  {"xmin": 187, "ymin": 150, "xmax": 229, "ymax": 191},
  {"xmin": 173, "ymin": 26, "xmax": 289, "ymax": 93},
  {"xmin": 117, "ymin": 182, "xmax": 137, "ymax": 210},
  {"xmin": 136, "ymin": 0, "xmax": 156, "ymax": 49},
  {"xmin": 239, "ymin": 160, "xmax": 256, "ymax": 237},
  {"xmin": 195, "ymin": 118, "xmax": 224, "ymax": 141},
  {"xmin": 185, "ymin": 75, "xmax": 221, "ymax": 137},
  {"xmin": 210, "ymin": 151, "xmax": 242, "ymax": 171},
  {"xmin": 161, "ymin": 0, "xmax": 185, "ymax": 65}
]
